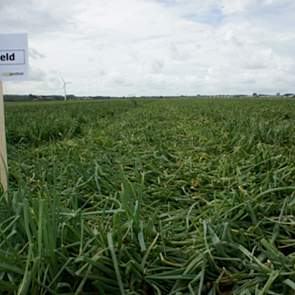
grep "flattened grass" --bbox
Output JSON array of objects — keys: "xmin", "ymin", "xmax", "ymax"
[{"xmin": 1, "ymin": 98, "xmax": 295, "ymax": 294}]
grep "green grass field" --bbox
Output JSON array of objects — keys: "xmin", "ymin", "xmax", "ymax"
[{"xmin": 1, "ymin": 98, "xmax": 295, "ymax": 294}]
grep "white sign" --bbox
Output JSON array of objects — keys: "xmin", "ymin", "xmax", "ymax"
[{"xmin": 0, "ymin": 33, "xmax": 29, "ymax": 81}]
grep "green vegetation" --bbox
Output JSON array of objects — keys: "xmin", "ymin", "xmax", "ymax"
[{"xmin": 1, "ymin": 98, "xmax": 295, "ymax": 294}]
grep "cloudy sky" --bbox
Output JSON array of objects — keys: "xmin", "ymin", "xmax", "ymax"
[{"xmin": 1, "ymin": 0, "xmax": 295, "ymax": 96}]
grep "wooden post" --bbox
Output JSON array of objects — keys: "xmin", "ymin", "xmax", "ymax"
[{"xmin": 0, "ymin": 81, "xmax": 8, "ymax": 192}]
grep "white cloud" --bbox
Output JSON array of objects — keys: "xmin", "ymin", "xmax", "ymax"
[
  {"xmin": 29, "ymin": 67, "xmax": 47, "ymax": 81},
  {"xmin": 221, "ymin": 0, "xmax": 257, "ymax": 14},
  {"xmin": 1, "ymin": 0, "xmax": 295, "ymax": 95},
  {"xmin": 29, "ymin": 48, "xmax": 45, "ymax": 60},
  {"xmin": 221, "ymin": 0, "xmax": 295, "ymax": 15}
]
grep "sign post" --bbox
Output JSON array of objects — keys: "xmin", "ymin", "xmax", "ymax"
[
  {"xmin": 0, "ymin": 81, "xmax": 7, "ymax": 192},
  {"xmin": 0, "ymin": 33, "xmax": 29, "ymax": 192}
]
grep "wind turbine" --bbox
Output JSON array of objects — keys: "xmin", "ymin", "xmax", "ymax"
[{"xmin": 59, "ymin": 76, "xmax": 71, "ymax": 101}]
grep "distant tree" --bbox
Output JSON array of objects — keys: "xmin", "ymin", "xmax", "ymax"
[
  {"xmin": 252, "ymin": 93, "xmax": 258, "ymax": 97},
  {"xmin": 28, "ymin": 94, "xmax": 37, "ymax": 100}
]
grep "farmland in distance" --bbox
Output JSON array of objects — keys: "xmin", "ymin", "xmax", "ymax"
[{"xmin": 1, "ymin": 98, "xmax": 295, "ymax": 294}]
